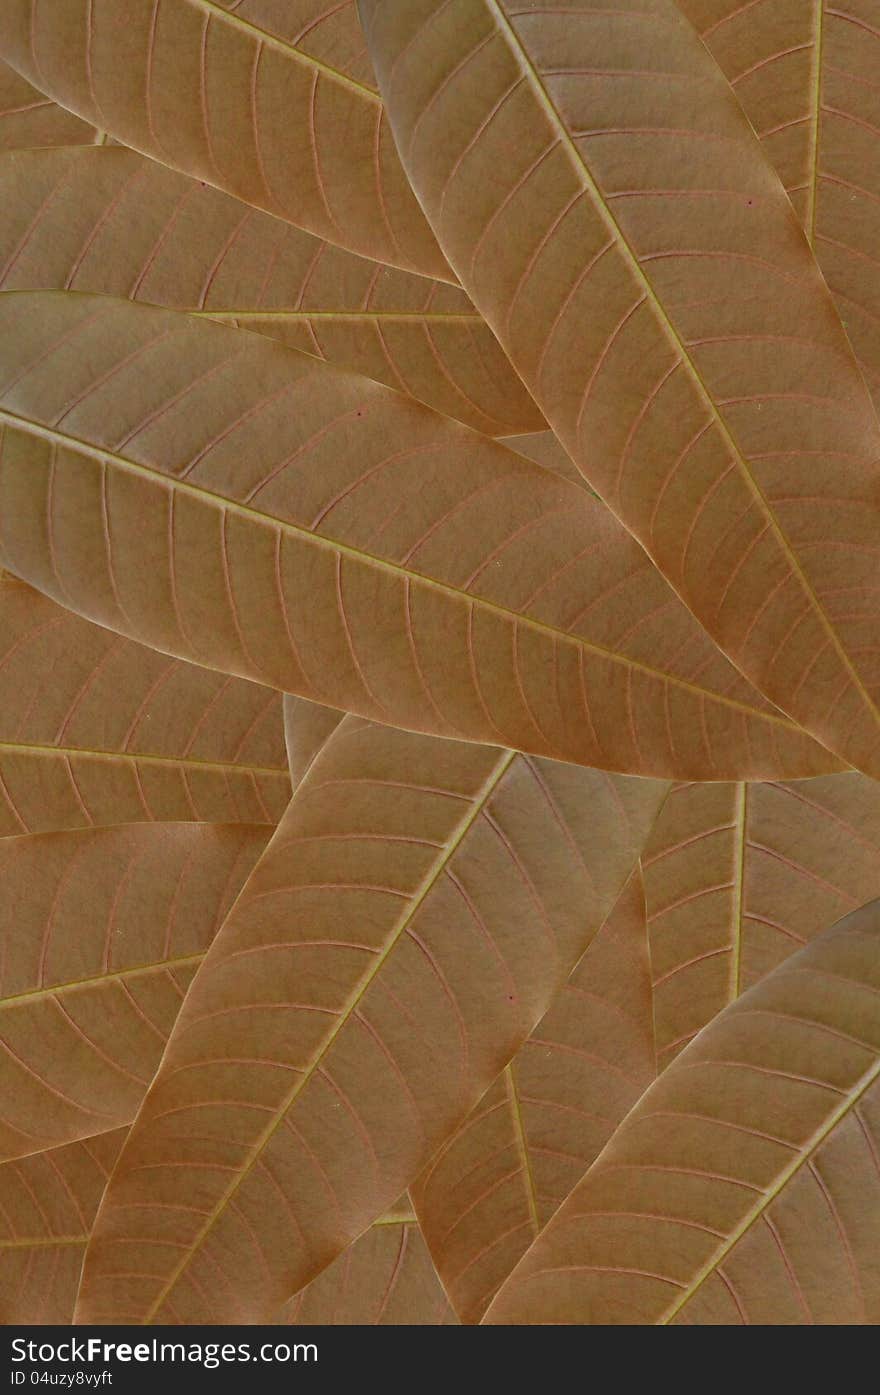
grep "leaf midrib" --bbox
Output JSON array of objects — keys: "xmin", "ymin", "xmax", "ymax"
[
  {"xmin": 0, "ymin": 407, "xmax": 813, "ymax": 737},
  {"xmin": 0, "ymin": 952, "xmax": 205, "ymax": 1011},
  {"xmin": 0, "ymin": 737, "xmax": 287, "ymax": 776},
  {"xmin": 139, "ymin": 746, "xmax": 517, "ymax": 1322},
  {"xmin": 479, "ymin": 0, "xmax": 880, "ymax": 734}
]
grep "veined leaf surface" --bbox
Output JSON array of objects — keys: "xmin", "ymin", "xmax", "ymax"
[
  {"xmin": 0, "ymin": 822, "xmax": 268, "ymax": 1160},
  {"xmin": 485, "ymin": 900, "xmax": 880, "ymax": 1324},
  {"xmin": 362, "ymin": 0, "xmax": 880, "ymax": 776},
  {"xmin": 0, "ymin": 55, "xmax": 100, "ymax": 150},
  {"xmin": 75, "ymin": 717, "xmax": 667, "ymax": 1323},
  {"xmin": 0, "ymin": 145, "xmax": 542, "ymax": 437},
  {"xmin": 643, "ymin": 770, "xmax": 880, "ymax": 1067},
  {"xmin": 0, "ymin": 0, "xmax": 448, "ymax": 277},
  {"xmin": 0, "ymin": 576, "xmax": 290, "ymax": 833},
  {"xmin": 0, "ymin": 1129, "xmax": 126, "ymax": 1323},
  {"xmin": 680, "ymin": 1, "xmax": 880, "ymax": 411},
  {"xmin": 413, "ymin": 867, "xmax": 656, "ymax": 1323},
  {"xmin": 0, "ymin": 292, "xmax": 839, "ymax": 781}
]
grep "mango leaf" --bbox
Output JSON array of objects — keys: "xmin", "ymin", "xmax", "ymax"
[
  {"xmin": 0, "ymin": 0, "xmax": 448, "ymax": 277},
  {"xmin": 0, "ymin": 291, "xmax": 839, "ymax": 781},
  {"xmin": 485, "ymin": 898, "xmax": 880, "ymax": 1324},
  {"xmin": 0, "ymin": 1128, "xmax": 126, "ymax": 1323},
  {"xmin": 277, "ymin": 1204, "xmax": 456, "ymax": 1326},
  {"xmin": 412, "ymin": 865, "xmax": 655, "ymax": 1323},
  {"xmin": 643, "ymin": 770, "xmax": 880, "ymax": 1067},
  {"xmin": 74, "ymin": 716, "xmax": 668, "ymax": 1323},
  {"xmin": 0, "ymin": 54, "xmax": 100, "ymax": 150},
  {"xmin": 0, "ymin": 576, "xmax": 290, "ymax": 833},
  {"xmin": 0, "ymin": 821, "xmax": 268, "ymax": 1160},
  {"xmin": 680, "ymin": 0, "xmax": 880, "ymax": 410},
  {"xmin": 362, "ymin": 0, "xmax": 880, "ymax": 777},
  {"xmin": 0, "ymin": 145, "xmax": 543, "ymax": 437}
]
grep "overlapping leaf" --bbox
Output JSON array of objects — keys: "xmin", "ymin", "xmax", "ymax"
[
  {"xmin": 0, "ymin": 821, "xmax": 268, "ymax": 1159},
  {"xmin": 0, "ymin": 576, "xmax": 290, "ymax": 833},
  {"xmin": 643, "ymin": 771, "xmax": 880, "ymax": 1067},
  {"xmin": 485, "ymin": 899, "xmax": 880, "ymax": 1324},
  {"xmin": 363, "ymin": 0, "xmax": 880, "ymax": 777},
  {"xmin": 413, "ymin": 866, "xmax": 655, "ymax": 1323},
  {"xmin": 680, "ymin": 0, "xmax": 880, "ymax": 410},
  {"xmin": 75, "ymin": 716, "xmax": 667, "ymax": 1322},
  {"xmin": 0, "ymin": 1129, "xmax": 126, "ymax": 1323},
  {"xmin": 0, "ymin": 0, "xmax": 448, "ymax": 276},
  {"xmin": 0, "ymin": 145, "xmax": 542, "ymax": 437},
  {"xmin": 0, "ymin": 291, "xmax": 839, "ymax": 780},
  {"xmin": 0, "ymin": 55, "xmax": 100, "ymax": 150}
]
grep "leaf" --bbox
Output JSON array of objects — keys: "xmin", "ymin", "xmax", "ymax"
[
  {"xmin": 680, "ymin": 0, "xmax": 880, "ymax": 411},
  {"xmin": 0, "ymin": 54, "xmax": 100, "ymax": 150},
  {"xmin": 0, "ymin": 575, "xmax": 291, "ymax": 833},
  {"xmin": 277, "ymin": 1206, "xmax": 457, "ymax": 1325},
  {"xmin": 362, "ymin": 0, "xmax": 880, "ymax": 777},
  {"xmin": 0, "ymin": 0, "xmax": 449, "ymax": 277},
  {"xmin": 0, "ymin": 291, "xmax": 839, "ymax": 781},
  {"xmin": 0, "ymin": 145, "xmax": 543, "ymax": 438},
  {"xmin": 74, "ymin": 716, "xmax": 668, "ymax": 1323},
  {"xmin": 0, "ymin": 821, "xmax": 268, "ymax": 1160},
  {"xmin": 643, "ymin": 769, "xmax": 880, "ymax": 1067},
  {"xmin": 0, "ymin": 1128, "xmax": 126, "ymax": 1323},
  {"xmin": 283, "ymin": 694, "xmax": 344, "ymax": 789},
  {"xmin": 484, "ymin": 898, "xmax": 880, "ymax": 1324},
  {"xmin": 499, "ymin": 430, "xmax": 583, "ymax": 486},
  {"xmin": 412, "ymin": 866, "xmax": 655, "ymax": 1322}
]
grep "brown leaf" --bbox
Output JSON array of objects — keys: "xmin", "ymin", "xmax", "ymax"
[
  {"xmin": 0, "ymin": 1129, "xmax": 126, "ymax": 1323},
  {"xmin": 485, "ymin": 899, "xmax": 880, "ymax": 1324},
  {"xmin": 643, "ymin": 770, "xmax": 880, "ymax": 1068},
  {"xmin": 0, "ymin": 0, "xmax": 448, "ymax": 277},
  {"xmin": 0, "ymin": 55, "xmax": 99, "ymax": 149},
  {"xmin": 0, "ymin": 292, "xmax": 838, "ymax": 780},
  {"xmin": 680, "ymin": 1, "xmax": 880, "ymax": 411},
  {"xmin": 0, "ymin": 576, "xmax": 290, "ymax": 833},
  {"xmin": 0, "ymin": 821, "xmax": 268, "ymax": 1160},
  {"xmin": 0, "ymin": 145, "xmax": 543, "ymax": 437},
  {"xmin": 74, "ymin": 717, "xmax": 667, "ymax": 1323},
  {"xmin": 362, "ymin": 0, "xmax": 880, "ymax": 777},
  {"xmin": 282, "ymin": 694, "xmax": 344, "ymax": 789},
  {"xmin": 277, "ymin": 1208, "xmax": 456, "ymax": 1325},
  {"xmin": 413, "ymin": 866, "xmax": 655, "ymax": 1322}
]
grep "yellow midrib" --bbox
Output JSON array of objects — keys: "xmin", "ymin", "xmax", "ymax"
[
  {"xmin": 0, "ymin": 737, "xmax": 287, "ymax": 777},
  {"xmin": 0, "ymin": 951, "xmax": 205, "ymax": 1011},
  {"xmin": 0, "ymin": 407, "xmax": 814, "ymax": 737},
  {"xmin": 479, "ymin": 0, "xmax": 880, "ymax": 736},
  {"xmin": 139, "ymin": 747, "xmax": 517, "ymax": 1322}
]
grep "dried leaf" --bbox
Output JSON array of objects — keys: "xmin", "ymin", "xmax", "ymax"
[
  {"xmin": 0, "ymin": 0, "xmax": 448, "ymax": 276},
  {"xmin": 0, "ymin": 55, "xmax": 99, "ymax": 150},
  {"xmin": 0, "ymin": 1129, "xmax": 126, "ymax": 1323},
  {"xmin": 643, "ymin": 770, "xmax": 880, "ymax": 1067},
  {"xmin": 363, "ymin": 0, "xmax": 880, "ymax": 776},
  {"xmin": 75, "ymin": 716, "xmax": 667, "ymax": 1322},
  {"xmin": 0, "ymin": 576, "xmax": 290, "ymax": 833},
  {"xmin": 413, "ymin": 866, "xmax": 655, "ymax": 1322},
  {"xmin": 485, "ymin": 899, "xmax": 880, "ymax": 1324},
  {"xmin": 0, "ymin": 292, "xmax": 837, "ymax": 780},
  {"xmin": 0, "ymin": 145, "xmax": 542, "ymax": 437},
  {"xmin": 0, "ymin": 822, "xmax": 268, "ymax": 1159}
]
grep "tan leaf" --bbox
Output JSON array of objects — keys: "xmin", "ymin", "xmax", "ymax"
[
  {"xmin": 0, "ymin": 821, "xmax": 268, "ymax": 1160},
  {"xmin": 643, "ymin": 770, "xmax": 880, "ymax": 1067},
  {"xmin": 413, "ymin": 866, "xmax": 655, "ymax": 1322},
  {"xmin": 0, "ymin": 0, "xmax": 448, "ymax": 277},
  {"xmin": 0, "ymin": 145, "xmax": 543, "ymax": 437},
  {"xmin": 283, "ymin": 694, "xmax": 344, "ymax": 789},
  {"xmin": 0, "ymin": 1128, "xmax": 126, "ymax": 1324},
  {"xmin": 0, "ymin": 576, "xmax": 290, "ymax": 833},
  {"xmin": 680, "ymin": 1, "xmax": 880, "ymax": 411},
  {"xmin": 485, "ymin": 899, "xmax": 880, "ymax": 1324},
  {"xmin": 362, "ymin": 0, "xmax": 880, "ymax": 776},
  {"xmin": 277, "ymin": 1208, "xmax": 456, "ymax": 1325},
  {"xmin": 74, "ymin": 716, "xmax": 668, "ymax": 1323},
  {"xmin": 0, "ymin": 55, "xmax": 100, "ymax": 150},
  {"xmin": 0, "ymin": 292, "xmax": 838, "ymax": 781}
]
